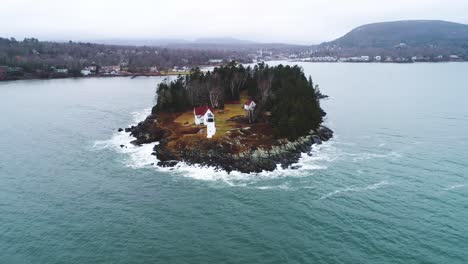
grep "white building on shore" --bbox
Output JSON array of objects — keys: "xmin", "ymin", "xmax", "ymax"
[{"xmin": 194, "ymin": 106, "xmax": 216, "ymax": 138}]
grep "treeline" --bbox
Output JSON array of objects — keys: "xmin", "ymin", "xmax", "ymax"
[
  {"xmin": 155, "ymin": 62, "xmax": 249, "ymax": 111},
  {"xmin": 0, "ymin": 37, "xmax": 250, "ymax": 74},
  {"xmin": 155, "ymin": 63, "xmax": 326, "ymax": 139}
]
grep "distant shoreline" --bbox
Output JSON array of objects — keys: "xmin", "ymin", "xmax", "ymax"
[
  {"xmin": 0, "ymin": 71, "xmax": 191, "ymax": 82},
  {"xmin": 2, "ymin": 61, "xmax": 467, "ymax": 83},
  {"xmin": 289, "ymin": 60, "xmax": 468, "ymax": 64}
]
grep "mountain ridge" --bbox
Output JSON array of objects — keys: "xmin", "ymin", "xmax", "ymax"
[{"xmin": 322, "ymin": 20, "xmax": 468, "ymax": 48}]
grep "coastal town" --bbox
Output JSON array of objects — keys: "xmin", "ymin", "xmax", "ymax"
[
  {"xmin": 2, "ymin": 34, "xmax": 468, "ymax": 81},
  {"xmin": 0, "ymin": 63, "xmax": 192, "ymax": 81},
  {"xmin": 295, "ymin": 54, "xmax": 465, "ymax": 63},
  {"xmin": 1, "ymin": 48, "xmax": 465, "ymax": 81}
]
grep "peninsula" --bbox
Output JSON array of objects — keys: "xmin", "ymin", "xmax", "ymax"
[{"xmin": 125, "ymin": 63, "xmax": 333, "ymax": 173}]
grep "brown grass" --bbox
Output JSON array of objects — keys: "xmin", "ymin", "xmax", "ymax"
[
  {"xmin": 155, "ymin": 91, "xmax": 276, "ymax": 153},
  {"xmin": 173, "ymin": 91, "xmax": 251, "ymax": 137},
  {"xmin": 159, "ymin": 71, "xmax": 191, "ymax": 76}
]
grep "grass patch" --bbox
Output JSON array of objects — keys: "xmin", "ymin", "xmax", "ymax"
[
  {"xmin": 173, "ymin": 91, "xmax": 250, "ymax": 137},
  {"xmin": 160, "ymin": 71, "xmax": 191, "ymax": 76}
]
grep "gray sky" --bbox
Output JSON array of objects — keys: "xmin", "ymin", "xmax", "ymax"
[{"xmin": 2, "ymin": 0, "xmax": 468, "ymax": 44}]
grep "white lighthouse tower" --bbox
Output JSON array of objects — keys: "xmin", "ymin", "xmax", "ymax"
[{"xmin": 206, "ymin": 112, "xmax": 216, "ymax": 138}]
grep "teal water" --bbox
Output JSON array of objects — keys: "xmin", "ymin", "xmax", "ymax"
[{"xmin": 0, "ymin": 64, "xmax": 467, "ymax": 263}]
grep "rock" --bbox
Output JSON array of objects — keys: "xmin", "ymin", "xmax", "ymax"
[
  {"xmin": 157, "ymin": 160, "xmax": 179, "ymax": 167},
  {"xmin": 125, "ymin": 112, "xmax": 334, "ymax": 173},
  {"xmin": 312, "ymin": 135, "xmax": 322, "ymax": 144},
  {"xmin": 120, "ymin": 145, "xmax": 125, "ymax": 148},
  {"xmin": 118, "ymin": 128, "xmax": 124, "ymax": 132},
  {"xmin": 317, "ymin": 126, "xmax": 333, "ymax": 141}
]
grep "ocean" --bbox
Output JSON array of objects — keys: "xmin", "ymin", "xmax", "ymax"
[{"xmin": 0, "ymin": 63, "xmax": 467, "ymax": 263}]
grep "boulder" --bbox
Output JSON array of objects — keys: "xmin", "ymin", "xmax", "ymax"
[
  {"xmin": 317, "ymin": 126, "xmax": 333, "ymax": 141},
  {"xmin": 312, "ymin": 135, "xmax": 322, "ymax": 144}
]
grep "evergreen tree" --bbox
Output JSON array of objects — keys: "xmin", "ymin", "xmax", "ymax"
[{"xmin": 154, "ymin": 63, "xmax": 326, "ymax": 139}]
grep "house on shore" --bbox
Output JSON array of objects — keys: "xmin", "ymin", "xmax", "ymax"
[
  {"xmin": 208, "ymin": 59, "xmax": 223, "ymax": 65},
  {"xmin": 53, "ymin": 68, "xmax": 68, "ymax": 74},
  {"xmin": 80, "ymin": 69, "xmax": 92, "ymax": 76},
  {"xmin": 194, "ymin": 106, "xmax": 216, "ymax": 138},
  {"xmin": 100, "ymin": 65, "xmax": 121, "ymax": 75},
  {"xmin": 0, "ymin": 66, "xmax": 24, "ymax": 80}
]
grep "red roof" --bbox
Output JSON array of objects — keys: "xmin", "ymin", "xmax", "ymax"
[
  {"xmin": 194, "ymin": 106, "xmax": 213, "ymax": 116},
  {"xmin": 244, "ymin": 99, "xmax": 254, "ymax": 106}
]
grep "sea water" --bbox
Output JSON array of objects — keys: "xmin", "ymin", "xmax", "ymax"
[{"xmin": 0, "ymin": 63, "xmax": 467, "ymax": 263}]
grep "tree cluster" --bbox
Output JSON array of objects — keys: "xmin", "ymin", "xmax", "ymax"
[
  {"xmin": 155, "ymin": 63, "xmax": 326, "ymax": 139},
  {"xmin": 0, "ymin": 37, "xmax": 251, "ymax": 74}
]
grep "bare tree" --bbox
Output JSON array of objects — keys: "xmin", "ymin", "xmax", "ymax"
[{"xmin": 257, "ymin": 71, "xmax": 274, "ymax": 104}]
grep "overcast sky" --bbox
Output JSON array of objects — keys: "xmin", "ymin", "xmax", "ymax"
[{"xmin": 2, "ymin": 0, "xmax": 468, "ymax": 44}]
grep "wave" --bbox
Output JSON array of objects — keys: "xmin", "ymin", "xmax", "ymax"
[
  {"xmin": 342, "ymin": 151, "xmax": 402, "ymax": 162},
  {"xmin": 254, "ymin": 184, "xmax": 292, "ymax": 190},
  {"xmin": 130, "ymin": 109, "xmax": 152, "ymax": 124},
  {"xmin": 444, "ymin": 184, "xmax": 465, "ymax": 191},
  {"xmin": 92, "ymin": 108, "xmax": 159, "ymax": 168},
  {"xmin": 319, "ymin": 180, "xmax": 390, "ymax": 200},
  {"xmin": 155, "ymin": 143, "xmax": 335, "ymax": 186}
]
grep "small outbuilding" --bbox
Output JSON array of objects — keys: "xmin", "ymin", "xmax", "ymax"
[
  {"xmin": 244, "ymin": 99, "xmax": 256, "ymax": 123},
  {"xmin": 244, "ymin": 100, "xmax": 256, "ymax": 111}
]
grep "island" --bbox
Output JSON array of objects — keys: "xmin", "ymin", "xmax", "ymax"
[{"xmin": 125, "ymin": 62, "xmax": 333, "ymax": 173}]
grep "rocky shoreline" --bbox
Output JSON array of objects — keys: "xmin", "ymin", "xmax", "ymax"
[{"xmin": 125, "ymin": 114, "xmax": 333, "ymax": 173}]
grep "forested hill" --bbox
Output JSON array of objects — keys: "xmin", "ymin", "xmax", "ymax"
[
  {"xmin": 324, "ymin": 20, "xmax": 468, "ymax": 48},
  {"xmin": 0, "ymin": 37, "xmax": 251, "ymax": 74}
]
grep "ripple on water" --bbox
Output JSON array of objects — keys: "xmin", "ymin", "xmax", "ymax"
[{"xmin": 319, "ymin": 181, "xmax": 391, "ymax": 200}]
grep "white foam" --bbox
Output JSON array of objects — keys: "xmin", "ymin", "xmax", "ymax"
[
  {"xmin": 139, "ymin": 139, "xmax": 338, "ymax": 186},
  {"xmin": 444, "ymin": 184, "xmax": 465, "ymax": 191},
  {"xmin": 255, "ymin": 184, "xmax": 292, "ymax": 190},
  {"xmin": 92, "ymin": 108, "xmax": 158, "ymax": 168},
  {"xmin": 131, "ymin": 109, "xmax": 152, "ymax": 123},
  {"xmin": 93, "ymin": 108, "xmax": 338, "ymax": 186},
  {"xmin": 319, "ymin": 180, "xmax": 390, "ymax": 200},
  {"xmin": 344, "ymin": 151, "xmax": 402, "ymax": 162}
]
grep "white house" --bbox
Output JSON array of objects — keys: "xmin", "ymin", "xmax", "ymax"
[
  {"xmin": 80, "ymin": 69, "xmax": 92, "ymax": 76},
  {"xmin": 194, "ymin": 106, "xmax": 216, "ymax": 138},
  {"xmin": 55, "ymin": 68, "xmax": 68, "ymax": 74},
  {"xmin": 208, "ymin": 59, "xmax": 223, "ymax": 64},
  {"xmin": 101, "ymin": 65, "xmax": 121, "ymax": 75}
]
